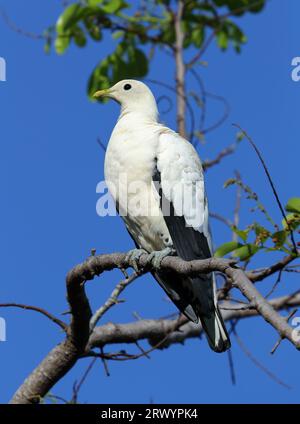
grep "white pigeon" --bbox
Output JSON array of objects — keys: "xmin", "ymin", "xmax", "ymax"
[{"xmin": 94, "ymin": 79, "xmax": 230, "ymax": 352}]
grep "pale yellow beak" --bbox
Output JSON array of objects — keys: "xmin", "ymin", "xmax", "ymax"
[{"xmin": 93, "ymin": 88, "xmax": 111, "ymax": 99}]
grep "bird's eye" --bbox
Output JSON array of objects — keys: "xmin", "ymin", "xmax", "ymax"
[{"xmin": 123, "ymin": 83, "xmax": 132, "ymax": 91}]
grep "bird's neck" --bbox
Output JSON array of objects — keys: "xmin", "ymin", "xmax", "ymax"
[{"xmin": 119, "ymin": 104, "xmax": 159, "ymax": 123}]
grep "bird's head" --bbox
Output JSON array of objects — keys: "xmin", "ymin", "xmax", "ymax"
[{"xmin": 93, "ymin": 79, "xmax": 158, "ymax": 121}]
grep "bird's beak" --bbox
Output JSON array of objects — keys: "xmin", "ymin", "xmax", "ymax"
[{"xmin": 93, "ymin": 88, "xmax": 111, "ymax": 99}]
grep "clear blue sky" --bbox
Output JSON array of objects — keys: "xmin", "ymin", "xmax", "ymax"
[{"xmin": 0, "ymin": 0, "xmax": 299, "ymax": 404}]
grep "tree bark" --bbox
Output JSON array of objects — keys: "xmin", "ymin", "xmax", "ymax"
[{"xmin": 174, "ymin": 0, "xmax": 186, "ymax": 137}]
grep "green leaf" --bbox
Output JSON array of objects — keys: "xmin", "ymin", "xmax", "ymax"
[
  {"xmin": 254, "ymin": 223, "xmax": 270, "ymax": 244},
  {"xmin": 84, "ymin": 17, "xmax": 102, "ymax": 41},
  {"xmin": 285, "ymin": 197, "xmax": 300, "ymax": 214},
  {"xmin": 192, "ymin": 26, "xmax": 205, "ymax": 48},
  {"xmin": 160, "ymin": 23, "xmax": 175, "ymax": 44},
  {"xmin": 216, "ymin": 30, "xmax": 228, "ymax": 50},
  {"xmin": 73, "ymin": 27, "xmax": 87, "ymax": 47},
  {"xmin": 88, "ymin": 42, "xmax": 148, "ymax": 99},
  {"xmin": 231, "ymin": 226, "xmax": 250, "ymax": 242},
  {"xmin": 128, "ymin": 48, "xmax": 148, "ymax": 76},
  {"xmin": 247, "ymin": 0, "xmax": 265, "ymax": 14},
  {"xmin": 233, "ymin": 244, "xmax": 260, "ymax": 261},
  {"xmin": 212, "ymin": 0, "xmax": 265, "ymax": 16},
  {"xmin": 236, "ymin": 131, "xmax": 244, "ymax": 142},
  {"xmin": 282, "ymin": 213, "xmax": 300, "ymax": 231},
  {"xmin": 56, "ymin": 4, "xmax": 84, "ymax": 34},
  {"xmin": 102, "ymin": 0, "xmax": 124, "ymax": 14},
  {"xmin": 87, "ymin": 0, "xmax": 104, "ymax": 5},
  {"xmin": 271, "ymin": 230, "xmax": 287, "ymax": 247},
  {"xmin": 55, "ymin": 35, "xmax": 71, "ymax": 54},
  {"xmin": 223, "ymin": 178, "xmax": 236, "ymax": 188},
  {"xmin": 214, "ymin": 241, "xmax": 242, "ymax": 258},
  {"xmin": 55, "ymin": 4, "xmax": 86, "ymax": 54},
  {"xmin": 112, "ymin": 31, "xmax": 124, "ymax": 40}
]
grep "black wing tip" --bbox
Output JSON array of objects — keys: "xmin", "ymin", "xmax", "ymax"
[{"xmin": 211, "ymin": 338, "xmax": 231, "ymax": 353}]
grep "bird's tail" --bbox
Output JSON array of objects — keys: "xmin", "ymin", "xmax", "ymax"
[
  {"xmin": 199, "ymin": 306, "xmax": 231, "ymax": 353},
  {"xmin": 194, "ymin": 272, "xmax": 231, "ymax": 353},
  {"xmin": 154, "ymin": 269, "xmax": 231, "ymax": 352}
]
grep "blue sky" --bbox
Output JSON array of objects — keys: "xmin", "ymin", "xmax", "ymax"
[{"xmin": 0, "ymin": 0, "xmax": 299, "ymax": 404}]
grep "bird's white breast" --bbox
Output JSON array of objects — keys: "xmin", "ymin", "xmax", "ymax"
[{"xmin": 104, "ymin": 114, "xmax": 171, "ymax": 251}]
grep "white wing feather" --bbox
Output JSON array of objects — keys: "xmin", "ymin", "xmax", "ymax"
[{"xmin": 156, "ymin": 130, "xmax": 212, "ymax": 251}]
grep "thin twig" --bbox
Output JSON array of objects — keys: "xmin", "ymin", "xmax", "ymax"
[
  {"xmin": 188, "ymin": 68, "xmax": 207, "ymax": 132},
  {"xmin": 187, "ymin": 0, "xmax": 266, "ymax": 68},
  {"xmin": 135, "ymin": 341, "xmax": 151, "ymax": 359},
  {"xmin": 232, "ymin": 171, "xmax": 242, "ymax": 242},
  {"xmin": 0, "ymin": 303, "xmax": 67, "ymax": 331},
  {"xmin": 71, "ymin": 357, "xmax": 98, "ymax": 403},
  {"xmin": 233, "ymin": 328, "xmax": 291, "ymax": 390},
  {"xmin": 209, "ymin": 212, "xmax": 232, "ymax": 228},
  {"xmin": 0, "ymin": 9, "xmax": 45, "ymax": 40},
  {"xmin": 89, "ymin": 271, "xmax": 139, "ymax": 331},
  {"xmin": 202, "ymin": 92, "xmax": 230, "ymax": 134},
  {"xmin": 202, "ymin": 141, "xmax": 239, "ymax": 171},
  {"xmin": 99, "ymin": 346, "xmax": 110, "ymax": 376},
  {"xmin": 270, "ymin": 308, "xmax": 298, "ymax": 355},
  {"xmin": 247, "ymin": 253, "xmax": 297, "ymax": 282},
  {"xmin": 265, "ymin": 269, "xmax": 283, "ymax": 299},
  {"xmin": 187, "ymin": 30, "xmax": 216, "ymax": 68},
  {"xmin": 144, "ymin": 78, "xmax": 195, "ymax": 143},
  {"xmin": 227, "ymin": 348, "xmax": 236, "ymax": 385},
  {"xmin": 96, "ymin": 137, "xmax": 107, "ymax": 153}
]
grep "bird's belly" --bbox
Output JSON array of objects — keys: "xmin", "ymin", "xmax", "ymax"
[{"xmin": 123, "ymin": 212, "xmax": 172, "ymax": 252}]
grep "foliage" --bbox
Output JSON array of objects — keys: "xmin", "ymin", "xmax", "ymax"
[
  {"xmin": 46, "ymin": 0, "xmax": 266, "ymax": 97},
  {"xmin": 215, "ymin": 179, "xmax": 300, "ymax": 261}
]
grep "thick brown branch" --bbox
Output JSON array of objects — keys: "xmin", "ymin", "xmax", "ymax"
[
  {"xmin": 10, "ymin": 251, "xmax": 300, "ymax": 404},
  {"xmin": 10, "ymin": 340, "xmax": 79, "ymax": 404},
  {"xmin": 10, "ymin": 258, "xmax": 93, "ymax": 404},
  {"xmin": 89, "ymin": 293, "xmax": 300, "ymax": 350}
]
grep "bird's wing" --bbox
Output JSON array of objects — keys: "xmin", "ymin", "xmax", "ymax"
[
  {"xmin": 153, "ymin": 129, "xmax": 230, "ymax": 352},
  {"xmin": 155, "ymin": 129, "xmax": 212, "ymax": 260}
]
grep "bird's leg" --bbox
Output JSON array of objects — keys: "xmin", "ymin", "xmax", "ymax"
[
  {"xmin": 146, "ymin": 247, "xmax": 176, "ymax": 270},
  {"xmin": 125, "ymin": 248, "xmax": 148, "ymax": 273}
]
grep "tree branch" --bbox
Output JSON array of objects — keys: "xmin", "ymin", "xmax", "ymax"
[
  {"xmin": 9, "ymin": 250, "xmax": 300, "ymax": 404},
  {"xmin": 0, "ymin": 303, "xmax": 67, "ymax": 331},
  {"xmin": 89, "ymin": 293, "xmax": 300, "ymax": 350},
  {"xmin": 202, "ymin": 141, "xmax": 239, "ymax": 171},
  {"xmin": 174, "ymin": 0, "xmax": 186, "ymax": 137},
  {"xmin": 89, "ymin": 271, "xmax": 139, "ymax": 331},
  {"xmin": 247, "ymin": 254, "xmax": 297, "ymax": 282},
  {"xmin": 10, "ymin": 258, "xmax": 94, "ymax": 404}
]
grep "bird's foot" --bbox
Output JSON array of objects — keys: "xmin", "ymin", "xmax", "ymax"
[
  {"xmin": 125, "ymin": 248, "xmax": 148, "ymax": 273},
  {"xmin": 146, "ymin": 247, "xmax": 176, "ymax": 270}
]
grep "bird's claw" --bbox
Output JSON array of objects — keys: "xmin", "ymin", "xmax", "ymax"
[
  {"xmin": 125, "ymin": 248, "xmax": 147, "ymax": 273},
  {"xmin": 146, "ymin": 247, "xmax": 176, "ymax": 269}
]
